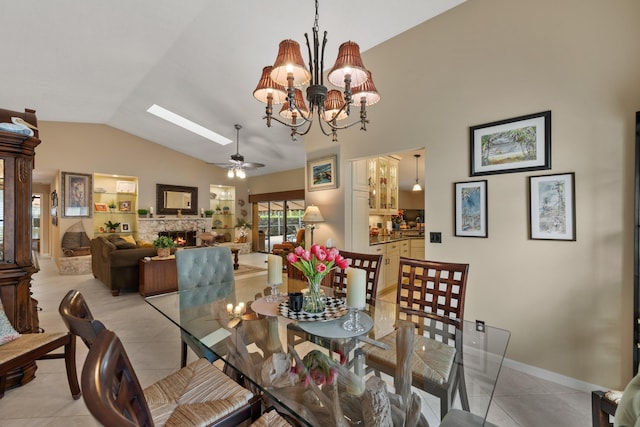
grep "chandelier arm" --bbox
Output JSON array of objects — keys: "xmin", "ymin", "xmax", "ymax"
[
  {"xmin": 304, "ymin": 32, "xmax": 314, "ymax": 84},
  {"xmin": 265, "ymin": 114, "xmax": 311, "ymax": 129},
  {"xmin": 320, "ymin": 31, "xmax": 327, "ymax": 87}
]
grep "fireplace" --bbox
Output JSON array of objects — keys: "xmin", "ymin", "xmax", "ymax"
[{"xmin": 158, "ymin": 230, "xmax": 197, "ymax": 247}]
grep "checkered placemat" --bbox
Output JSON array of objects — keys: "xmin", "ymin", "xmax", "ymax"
[{"xmin": 278, "ymin": 297, "xmax": 348, "ymax": 322}]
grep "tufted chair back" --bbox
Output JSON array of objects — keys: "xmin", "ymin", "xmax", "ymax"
[{"xmin": 176, "ymin": 246, "xmax": 236, "ymax": 367}]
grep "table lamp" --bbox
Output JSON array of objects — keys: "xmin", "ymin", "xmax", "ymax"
[{"xmin": 302, "ymin": 205, "xmax": 324, "ymax": 246}]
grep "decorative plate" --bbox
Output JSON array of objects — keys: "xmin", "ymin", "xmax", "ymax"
[
  {"xmin": 214, "ymin": 219, "xmax": 222, "ymax": 227},
  {"xmin": 278, "ymin": 297, "xmax": 348, "ymax": 322},
  {"xmin": 241, "ymin": 209, "xmax": 248, "ymax": 217},
  {"xmin": 238, "ymin": 198, "xmax": 245, "ymax": 206}
]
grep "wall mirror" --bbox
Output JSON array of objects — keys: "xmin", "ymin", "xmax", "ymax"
[{"xmin": 156, "ymin": 184, "xmax": 198, "ymax": 216}]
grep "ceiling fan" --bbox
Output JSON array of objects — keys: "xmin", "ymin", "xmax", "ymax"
[{"xmin": 210, "ymin": 124, "xmax": 264, "ymax": 178}]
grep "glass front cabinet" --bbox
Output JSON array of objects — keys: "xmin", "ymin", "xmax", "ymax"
[{"xmin": 0, "ymin": 107, "xmax": 41, "ymax": 390}]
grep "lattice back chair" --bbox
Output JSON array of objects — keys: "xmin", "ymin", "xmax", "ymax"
[
  {"xmin": 82, "ymin": 322, "xmax": 259, "ymax": 427},
  {"xmin": 59, "ymin": 290, "xmax": 99, "ymax": 349},
  {"xmin": 331, "ymin": 250, "xmax": 382, "ymax": 306},
  {"xmin": 176, "ymin": 246, "xmax": 236, "ymax": 367},
  {"xmin": 285, "ymin": 258, "xmax": 335, "ymax": 289},
  {"xmin": 362, "ymin": 257, "xmax": 470, "ymax": 420}
]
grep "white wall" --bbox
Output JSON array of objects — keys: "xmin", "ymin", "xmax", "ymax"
[{"xmin": 306, "ymin": 0, "xmax": 640, "ymax": 389}]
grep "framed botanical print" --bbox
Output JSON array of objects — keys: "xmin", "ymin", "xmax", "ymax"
[
  {"xmin": 470, "ymin": 111, "xmax": 551, "ymax": 176},
  {"xmin": 455, "ymin": 180, "xmax": 488, "ymax": 238},
  {"xmin": 529, "ymin": 172, "xmax": 576, "ymax": 241}
]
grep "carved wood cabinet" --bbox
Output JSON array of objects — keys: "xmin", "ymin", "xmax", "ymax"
[{"xmin": 0, "ymin": 107, "xmax": 41, "ymax": 388}]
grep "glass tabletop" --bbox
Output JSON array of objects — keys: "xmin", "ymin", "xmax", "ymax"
[{"xmin": 145, "ymin": 275, "xmax": 510, "ymax": 426}]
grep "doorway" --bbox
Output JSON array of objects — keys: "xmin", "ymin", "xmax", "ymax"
[{"xmin": 256, "ymin": 199, "xmax": 305, "ymax": 253}]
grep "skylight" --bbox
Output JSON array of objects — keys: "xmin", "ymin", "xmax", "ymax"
[{"xmin": 146, "ymin": 104, "xmax": 232, "ymax": 146}]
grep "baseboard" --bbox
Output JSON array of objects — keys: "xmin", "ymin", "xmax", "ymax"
[{"xmin": 503, "ymin": 357, "xmax": 607, "ymax": 393}]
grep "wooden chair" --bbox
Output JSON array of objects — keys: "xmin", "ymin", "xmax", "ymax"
[
  {"xmin": 331, "ymin": 250, "xmax": 382, "ymax": 305},
  {"xmin": 81, "ymin": 324, "xmax": 260, "ymax": 427},
  {"xmin": 361, "ymin": 257, "xmax": 470, "ymax": 420},
  {"xmin": 592, "ymin": 389, "xmax": 620, "ymax": 427},
  {"xmin": 58, "ymin": 289, "xmax": 99, "ymax": 349}
]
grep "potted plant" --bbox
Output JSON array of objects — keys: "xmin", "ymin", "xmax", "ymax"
[
  {"xmin": 153, "ymin": 235, "xmax": 175, "ymax": 258},
  {"xmin": 108, "ymin": 200, "xmax": 117, "ymax": 212},
  {"xmin": 204, "ymin": 209, "xmax": 214, "ymax": 217},
  {"xmin": 137, "ymin": 208, "xmax": 149, "ymax": 217},
  {"xmin": 104, "ymin": 220, "xmax": 120, "ymax": 233}
]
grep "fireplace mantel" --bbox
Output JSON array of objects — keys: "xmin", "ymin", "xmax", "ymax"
[{"xmin": 138, "ymin": 217, "xmax": 209, "ymax": 243}]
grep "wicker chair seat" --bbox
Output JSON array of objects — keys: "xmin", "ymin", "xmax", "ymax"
[
  {"xmin": 251, "ymin": 409, "xmax": 292, "ymax": 427},
  {"xmin": 0, "ymin": 332, "xmax": 67, "ymax": 364},
  {"xmin": 144, "ymin": 358, "xmax": 253, "ymax": 426},
  {"xmin": 363, "ymin": 331, "xmax": 456, "ymax": 386}
]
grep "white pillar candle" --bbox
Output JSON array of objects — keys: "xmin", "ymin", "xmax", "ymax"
[
  {"xmin": 267, "ymin": 254, "xmax": 282, "ymax": 285},
  {"xmin": 346, "ymin": 267, "xmax": 366, "ymax": 309},
  {"xmin": 326, "ymin": 238, "xmax": 333, "ymax": 248},
  {"xmin": 149, "ymin": 206, "xmax": 154, "ymax": 214},
  {"xmin": 200, "ymin": 207, "xmax": 204, "ymax": 214}
]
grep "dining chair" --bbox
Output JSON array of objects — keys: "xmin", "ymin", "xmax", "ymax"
[
  {"xmin": 81, "ymin": 323, "xmax": 260, "ymax": 427},
  {"xmin": 361, "ymin": 256, "xmax": 470, "ymax": 420},
  {"xmin": 58, "ymin": 289, "xmax": 100, "ymax": 349},
  {"xmin": 176, "ymin": 246, "xmax": 236, "ymax": 367}
]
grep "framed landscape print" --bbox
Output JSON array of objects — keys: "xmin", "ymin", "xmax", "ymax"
[
  {"xmin": 62, "ymin": 171, "xmax": 92, "ymax": 218},
  {"xmin": 470, "ymin": 111, "xmax": 551, "ymax": 176},
  {"xmin": 455, "ymin": 180, "xmax": 488, "ymax": 237},
  {"xmin": 307, "ymin": 155, "xmax": 338, "ymax": 191},
  {"xmin": 529, "ymin": 172, "xmax": 576, "ymax": 241}
]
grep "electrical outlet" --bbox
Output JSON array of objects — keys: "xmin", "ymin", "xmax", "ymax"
[{"xmin": 430, "ymin": 232, "xmax": 442, "ymax": 243}]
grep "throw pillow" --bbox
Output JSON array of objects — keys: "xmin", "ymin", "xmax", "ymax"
[
  {"xmin": 120, "ymin": 235, "xmax": 137, "ymax": 246},
  {"xmin": 0, "ymin": 310, "xmax": 20, "ymax": 345},
  {"xmin": 114, "ymin": 239, "xmax": 137, "ymax": 250},
  {"xmin": 137, "ymin": 240, "xmax": 154, "ymax": 248}
]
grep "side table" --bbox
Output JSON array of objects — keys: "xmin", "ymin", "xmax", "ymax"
[{"xmin": 139, "ymin": 257, "xmax": 178, "ymax": 297}]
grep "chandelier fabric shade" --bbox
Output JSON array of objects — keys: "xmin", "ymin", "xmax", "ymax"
[
  {"xmin": 270, "ymin": 40, "xmax": 311, "ymax": 87},
  {"xmin": 253, "ymin": 66, "xmax": 287, "ymax": 105},
  {"xmin": 327, "ymin": 41, "xmax": 369, "ymax": 88},
  {"xmin": 253, "ymin": 0, "xmax": 380, "ymax": 142}
]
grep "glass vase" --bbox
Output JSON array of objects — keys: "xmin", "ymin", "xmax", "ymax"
[{"xmin": 303, "ymin": 276, "xmax": 325, "ymax": 314}]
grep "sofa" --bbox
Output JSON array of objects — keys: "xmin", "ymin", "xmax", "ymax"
[{"xmin": 90, "ymin": 235, "xmax": 175, "ymax": 296}]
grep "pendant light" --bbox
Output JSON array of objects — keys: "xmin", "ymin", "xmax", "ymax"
[{"xmin": 412, "ymin": 154, "xmax": 423, "ymax": 192}]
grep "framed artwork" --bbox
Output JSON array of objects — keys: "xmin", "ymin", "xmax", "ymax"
[
  {"xmin": 454, "ymin": 180, "xmax": 488, "ymax": 238},
  {"xmin": 121, "ymin": 223, "xmax": 130, "ymax": 232},
  {"xmin": 51, "ymin": 190, "xmax": 58, "ymax": 207},
  {"xmin": 116, "ymin": 180, "xmax": 136, "ymax": 193},
  {"xmin": 62, "ymin": 172, "xmax": 92, "ymax": 218},
  {"xmin": 94, "ymin": 202, "xmax": 107, "ymax": 212},
  {"xmin": 529, "ymin": 172, "xmax": 576, "ymax": 241},
  {"xmin": 119, "ymin": 200, "xmax": 131, "ymax": 212},
  {"xmin": 470, "ymin": 111, "xmax": 551, "ymax": 176},
  {"xmin": 308, "ymin": 155, "xmax": 338, "ymax": 191}
]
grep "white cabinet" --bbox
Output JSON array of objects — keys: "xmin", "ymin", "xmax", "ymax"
[
  {"xmin": 410, "ymin": 238, "xmax": 425, "ymax": 260},
  {"xmin": 371, "ymin": 241, "xmax": 402, "ymax": 294},
  {"xmin": 400, "ymin": 239, "xmax": 410, "ymax": 258},
  {"xmin": 367, "ymin": 156, "xmax": 399, "ymax": 215}
]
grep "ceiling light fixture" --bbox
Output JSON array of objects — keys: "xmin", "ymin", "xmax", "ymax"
[
  {"xmin": 253, "ymin": 0, "xmax": 380, "ymax": 142},
  {"xmin": 211, "ymin": 124, "xmax": 264, "ymax": 179},
  {"xmin": 146, "ymin": 104, "xmax": 232, "ymax": 146},
  {"xmin": 412, "ymin": 154, "xmax": 423, "ymax": 192}
]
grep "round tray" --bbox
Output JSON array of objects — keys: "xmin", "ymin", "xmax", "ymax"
[{"xmin": 278, "ymin": 297, "xmax": 348, "ymax": 322}]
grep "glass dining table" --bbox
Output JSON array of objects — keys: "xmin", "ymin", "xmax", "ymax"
[{"xmin": 145, "ymin": 275, "xmax": 510, "ymax": 426}]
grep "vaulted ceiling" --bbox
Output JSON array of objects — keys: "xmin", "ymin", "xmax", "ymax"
[{"xmin": 2, "ymin": 0, "xmax": 464, "ymax": 187}]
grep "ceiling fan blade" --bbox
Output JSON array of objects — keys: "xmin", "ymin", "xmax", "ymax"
[{"xmin": 241, "ymin": 162, "xmax": 265, "ymax": 169}]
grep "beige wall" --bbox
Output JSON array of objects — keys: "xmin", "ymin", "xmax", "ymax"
[
  {"xmin": 307, "ymin": 0, "xmax": 640, "ymax": 389},
  {"xmin": 247, "ymin": 168, "xmax": 304, "ymax": 195}
]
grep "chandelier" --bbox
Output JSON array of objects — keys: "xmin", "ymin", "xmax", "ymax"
[{"xmin": 253, "ymin": 0, "xmax": 380, "ymax": 142}]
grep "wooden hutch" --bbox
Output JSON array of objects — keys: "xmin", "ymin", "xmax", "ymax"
[{"xmin": 0, "ymin": 108, "xmax": 41, "ymax": 389}]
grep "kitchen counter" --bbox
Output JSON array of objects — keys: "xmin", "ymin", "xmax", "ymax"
[{"xmin": 369, "ymin": 230, "xmax": 424, "ymax": 246}]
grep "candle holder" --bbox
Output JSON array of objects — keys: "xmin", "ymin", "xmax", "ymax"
[
  {"xmin": 342, "ymin": 306, "xmax": 365, "ymax": 333},
  {"xmin": 266, "ymin": 282, "xmax": 283, "ymax": 303}
]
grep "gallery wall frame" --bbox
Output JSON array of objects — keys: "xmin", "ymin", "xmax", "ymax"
[
  {"xmin": 529, "ymin": 172, "xmax": 576, "ymax": 241},
  {"xmin": 61, "ymin": 171, "xmax": 92, "ymax": 218},
  {"xmin": 454, "ymin": 180, "xmax": 488, "ymax": 238},
  {"xmin": 307, "ymin": 155, "xmax": 338, "ymax": 191},
  {"xmin": 470, "ymin": 111, "xmax": 551, "ymax": 176}
]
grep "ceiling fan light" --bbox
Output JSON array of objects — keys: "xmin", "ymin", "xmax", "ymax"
[
  {"xmin": 236, "ymin": 169, "xmax": 246, "ymax": 179},
  {"xmin": 327, "ymin": 41, "xmax": 369, "ymax": 87},
  {"xmin": 253, "ymin": 66, "xmax": 287, "ymax": 104},
  {"xmin": 323, "ymin": 90, "xmax": 348, "ymax": 121},
  {"xmin": 227, "ymin": 169, "xmax": 234, "ymax": 178},
  {"xmin": 270, "ymin": 40, "xmax": 311, "ymax": 87},
  {"xmin": 352, "ymin": 70, "xmax": 381, "ymax": 106}
]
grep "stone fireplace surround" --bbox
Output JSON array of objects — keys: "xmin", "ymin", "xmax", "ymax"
[{"xmin": 138, "ymin": 218, "xmax": 209, "ymax": 246}]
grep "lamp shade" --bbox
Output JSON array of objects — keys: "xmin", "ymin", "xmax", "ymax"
[
  {"xmin": 351, "ymin": 70, "xmax": 381, "ymax": 107},
  {"xmin": 253, "ymin": 66, "xmax": 287, "ymax": 104},
  {"xmin": 323, "ymin": 90, "xmax": 348, "ymax": 121},
  {"xmin": 327, "ymin": 41, "xmax": 369, "ymax": 87},
  {"xmin": 279, "ymin": 89, "xmax": 309, "ymax": 120},
  {"xmin": 302, "ymin": 205, "xmax": 324, "ymax": 223},
  {"xmin": 270, "ymin": 39, "xmax": 311, "ymax": 87}
]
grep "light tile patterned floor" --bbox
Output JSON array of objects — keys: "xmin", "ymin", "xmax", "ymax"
[{"xmin": 0, "ymin": 253, "xmax": 592, "ymax": 426}]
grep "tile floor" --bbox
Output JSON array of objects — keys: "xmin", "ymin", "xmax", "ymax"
[{"xmin": 0, "ymin": 253, "xmax": 592, "ymax": 426}]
